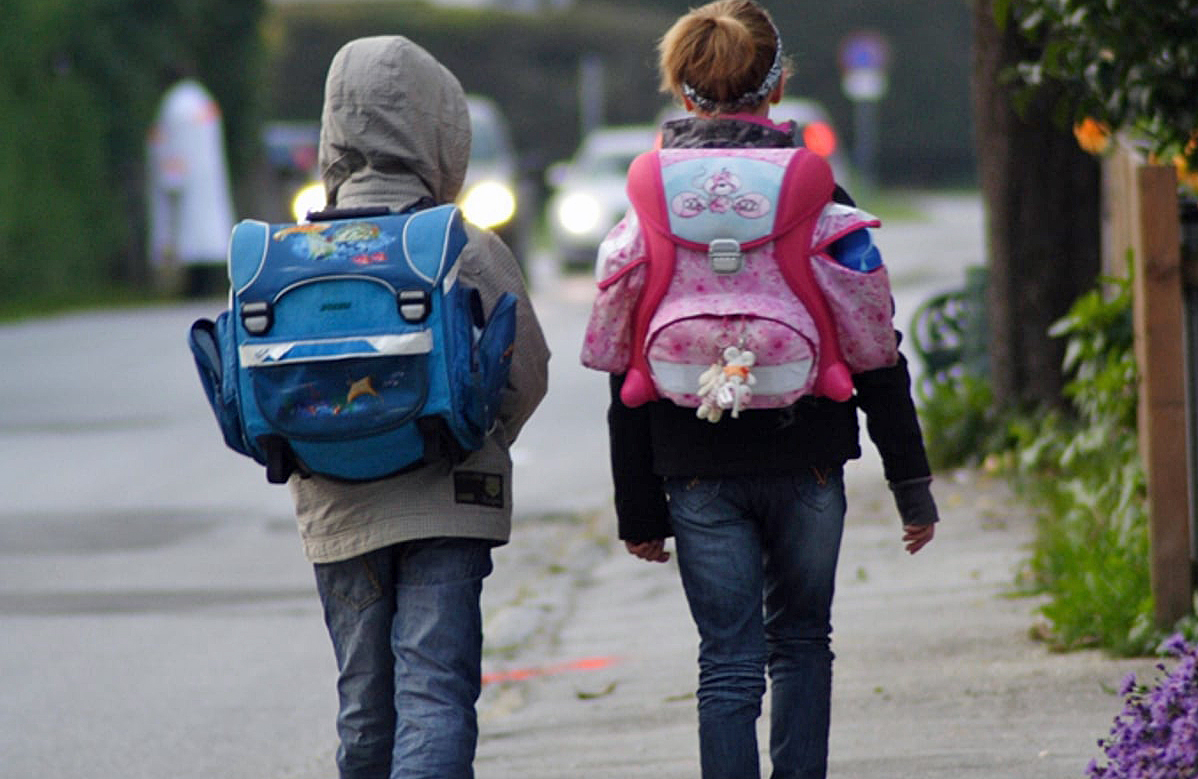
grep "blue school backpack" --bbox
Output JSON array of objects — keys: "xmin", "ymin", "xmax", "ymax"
[{"xmin": 188, "ymin": 203, "xmax": 517, "ymax": 484}]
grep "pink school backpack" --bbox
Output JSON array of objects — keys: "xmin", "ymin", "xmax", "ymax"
[{"xmin": 582, "ymin": 146, "xmax": 898, "ymax": 421}]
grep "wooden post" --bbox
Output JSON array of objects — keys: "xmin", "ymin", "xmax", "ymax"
[
  {"xmin": 1102, "ymin": 146, "xmax": 1138, "ymax": 278},
  {"xmin": 1130, "ymin": 164, "xmax": 1194, "ymax": 627}
]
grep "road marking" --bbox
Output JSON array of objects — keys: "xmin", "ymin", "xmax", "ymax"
[{"xmin": 482, "ymin": 655, "xmax": 618, "ymax": 685}]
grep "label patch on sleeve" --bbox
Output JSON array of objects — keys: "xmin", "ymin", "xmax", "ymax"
[{"xmin": 454, "ymin": 471, "xmax": 505, "ymax": 508}]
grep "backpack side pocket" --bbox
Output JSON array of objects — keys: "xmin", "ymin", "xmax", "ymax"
[
  {"xmin": 189, "ymin": 314, "xmax": 258, "ymax": 461},
  {"xmin": 809, "ymin": 254, "xmax": 899, "ymax": 373},
  {"xmin": 475, "ymin": 291, "xmax": 517, "ymax": 434}
]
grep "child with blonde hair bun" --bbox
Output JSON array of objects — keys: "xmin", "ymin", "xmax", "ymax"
[{"xmin": 581, "ymin": 2, "xmax": 938, "ymax": 777}]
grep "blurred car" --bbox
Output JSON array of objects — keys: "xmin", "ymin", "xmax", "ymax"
[
  {"xmin": 278, "ymin": 96, "xmax": 522, "ymax": 252},
  {"xmin": 656, "ymin": 97, "xmax": 850, "ymax": 182},
  {"xmin": 545, "ymin": 124, "xmax": 658, "ymax": 271},
  {"xmin": 460, "ymin": 95, "xmax": 520, "ymax": 240}
]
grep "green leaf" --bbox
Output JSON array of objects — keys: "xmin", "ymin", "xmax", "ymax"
[{"xmin": 576, "ymin": 681, "xmax": 618, "ymax": 700}]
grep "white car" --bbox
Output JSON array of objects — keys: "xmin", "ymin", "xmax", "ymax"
[{"xmin": 545, "ymin": 124, "xmax": 657, "ymax": 270}]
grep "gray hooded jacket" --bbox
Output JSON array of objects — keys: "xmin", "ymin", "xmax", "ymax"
[{"xmin": 288, "ymin": 36, "xmax": 550, "ymax": 563}]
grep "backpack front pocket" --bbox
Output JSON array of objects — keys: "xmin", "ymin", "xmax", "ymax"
[
  {"xmin": 244, "ymin": 333, "xmax": 432, "ymax": 441},
  {"xmin": 645, "ymin": 293, "xmax": 820, "ymax": 408}
]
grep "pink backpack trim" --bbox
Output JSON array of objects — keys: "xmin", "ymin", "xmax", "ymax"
[{"xmin": 596, "ymin": 255, "xmax": 646, "ymax": 291}]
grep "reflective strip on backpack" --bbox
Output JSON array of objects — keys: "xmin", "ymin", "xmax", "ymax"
[
  {"xmin": 649, "ymin": 357, "xmax": 814, "ymax": 398},
  {"xmin": 646, "ymin": 354, "xmax": 814, "ymax": 397},
  {"xmin": 239, "ymin": 331, "xmax": 434, "ymax": 367}
]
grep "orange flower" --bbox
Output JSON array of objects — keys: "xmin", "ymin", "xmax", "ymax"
[
  {"xmin": 1172, "ymin": 154, "xmax": 1198, "ymax": 195},
  {"xmin": 1170, "ymin": 134, "xmax": 1198, "ymax": 194},
  {"xmin": 1073, "ymin": 118, "xmax": 1111, "ymax": 155}
]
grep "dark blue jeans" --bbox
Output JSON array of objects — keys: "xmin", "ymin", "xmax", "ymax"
[
  {"xmin": 314, "ymin": 537, "xmax": 494, "ymax": 779},
  {"xmin": 665, "ymin": 469, "xmax": 846, "ymax": 779}
]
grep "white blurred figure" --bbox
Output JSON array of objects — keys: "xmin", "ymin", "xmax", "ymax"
[{"xmin": 147, "ymin": 79, "xmax": 235, "ymax": 296}]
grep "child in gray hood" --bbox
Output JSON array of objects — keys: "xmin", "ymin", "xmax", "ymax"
[{"xmin": 290, "ymin": 36, "xmax": 549, "ymax": 779}]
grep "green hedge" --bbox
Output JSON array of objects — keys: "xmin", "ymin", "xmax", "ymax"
[
  {"xmin": 0, "ymin": 0, "xmax": 264, "ymax": 310},
  {"xmin": 264, "ymin": 1, "xmax": 676, "ymax": 173}
]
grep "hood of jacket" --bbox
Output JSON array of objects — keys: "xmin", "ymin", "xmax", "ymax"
[{"xmin": 318, "ymin": 36, "xmax": 471, "ymax": 210}]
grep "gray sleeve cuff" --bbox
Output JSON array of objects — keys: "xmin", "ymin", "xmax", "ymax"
[{"xmin": 888, "ymin": 476, "xmax": 939, "ymax": 526}]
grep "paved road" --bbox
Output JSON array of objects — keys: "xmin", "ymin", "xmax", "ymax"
[{"xmin": 0, "ymin": 192, "xmax": 1156, "ymax": 778}]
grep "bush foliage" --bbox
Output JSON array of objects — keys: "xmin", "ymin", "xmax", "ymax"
[
  {"xmin": 0, "ymin": 0, "xmax": 263, "ymax": 311},
  {"xmin": 918, "ymin": 273, "xmax": 1195, "ymax": 655},
  {"xmin": 1006, "ymin": 0, "xmax": 1198, "ymax": 168},
  {"xmin": 1007, "ymin": 276, "xmax": 1156, "ymax": 655}
]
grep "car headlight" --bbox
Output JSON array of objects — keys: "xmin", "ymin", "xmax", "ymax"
[
  {"xmin": 555, "ymin": 192, "xmax": 602, "ymax": 236},
  {"xmin": 460, "ymin": 180, "xmax": 516, "ymax": 230},
  {"xmin": 291, "ymin": 181, "xmax": 327, "ymax": 222}
]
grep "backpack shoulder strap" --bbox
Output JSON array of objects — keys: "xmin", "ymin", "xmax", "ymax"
[
  {"xmin": 621, "ymin": 150, "xmax": 676, "ymax": 406},
  {"xmin": 400, "ymin": 203, "xmax": 469, "ymax": 285},
  {"xmin": 771, "ymin": 150, "xmax": 853, "ymax": 400}
]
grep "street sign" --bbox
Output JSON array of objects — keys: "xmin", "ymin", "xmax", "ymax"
[
  {"xmin": 839, "ymin": 30, "xmax": 890, "ymax": 102},
  {"xmin": 840, "ymin": 29, "xmax": 890, "ymax": 71}
]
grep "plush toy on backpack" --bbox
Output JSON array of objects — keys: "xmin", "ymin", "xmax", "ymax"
[{"xmin": 696, "ymin": 345, "xmax": 757, "ymax": 421}]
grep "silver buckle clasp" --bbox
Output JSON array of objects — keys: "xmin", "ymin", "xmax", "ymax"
[{"xmin": 708, "ymin": 238, "xmax": 743, "ymax": 274}]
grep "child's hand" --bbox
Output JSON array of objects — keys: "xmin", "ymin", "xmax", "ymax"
[
  {"xmin": 625, "ymin": 539, "xmax": 671, "ymax": 563},
  {"xmin": 902, "ymin": 523, "xmax": 935, "ymax": 555}
]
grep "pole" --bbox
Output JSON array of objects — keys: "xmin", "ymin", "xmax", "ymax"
[
  {"xmin": 1131, "ymin": 164, "xmax": 1194, "ymax": 627},
  {"xmin": 852, "ymin": 99, "xmax": 878, "ymax": 190},
  {"xmin": 578, "ymin": 53, "xmax": 604, "ymax": 139}
]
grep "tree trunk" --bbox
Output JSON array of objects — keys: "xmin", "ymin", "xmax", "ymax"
[{"xmin": 972, "ymin": 0, "xmax": 1102, "ymax": 409}]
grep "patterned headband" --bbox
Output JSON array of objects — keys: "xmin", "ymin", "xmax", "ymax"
[{"xmin": 681, "ymin": 22, "xmax": 784, "ymax": 114}]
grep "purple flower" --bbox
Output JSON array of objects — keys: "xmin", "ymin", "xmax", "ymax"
[
  {"xmin": 1087, "ymin": 635, "xmax": 1198, "ymax": 778},
  {"xmin": 1160, "ymin": 633, "xmax": 1189, "ymax": 657}
]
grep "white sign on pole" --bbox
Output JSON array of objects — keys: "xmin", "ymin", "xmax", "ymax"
[{"xmin": 839, "ymin": 30, "xmax": 891, "ymax": 103}]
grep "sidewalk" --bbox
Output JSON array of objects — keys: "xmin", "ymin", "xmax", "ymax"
[{"xmin": 475, "ymin": 459, "xmax": 1158, "ymax": 778}]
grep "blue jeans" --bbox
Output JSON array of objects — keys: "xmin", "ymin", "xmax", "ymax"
[
  {"xmin": 665, "ymin": 469, "xmax": 846, "ymax": 779},
  {"xmin": 314, "ymin": 537, "xmax": 494, "ymax": 779}
]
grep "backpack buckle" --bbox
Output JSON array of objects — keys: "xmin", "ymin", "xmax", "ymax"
[
  {"xmin": 398, "ymin": 289, "xmax": 431, "ymax": 323},
  {"xmin": 709, "ymin": 238, "xmax": 743, "ymax": 274},
  {"xmin": 240, "ymin": 301, "xmax": 273, "ymax": 335}
]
